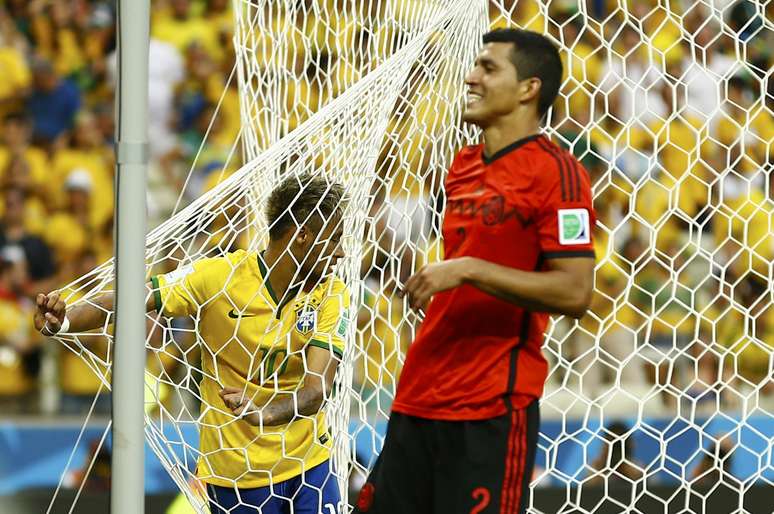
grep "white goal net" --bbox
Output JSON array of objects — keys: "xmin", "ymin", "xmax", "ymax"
[{"xmin": 51, "ymin": 0, "xmax": 772, "ymax": 512}]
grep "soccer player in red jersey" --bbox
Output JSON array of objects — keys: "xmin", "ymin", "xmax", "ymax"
[{"xmin": 355, "ymin": 29, "xmax": 596, "ymax": 514}]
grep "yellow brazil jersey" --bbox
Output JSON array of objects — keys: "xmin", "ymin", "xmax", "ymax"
[{"xmin": 151, "ymin": 249, "xmax": 349, "ymax": 488}]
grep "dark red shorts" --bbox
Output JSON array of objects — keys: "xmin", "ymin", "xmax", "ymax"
[{"xmin": 355, "ymin": 400, "xmax": 539, "ymax": 514}]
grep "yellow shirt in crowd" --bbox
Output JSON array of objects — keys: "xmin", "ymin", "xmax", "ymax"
[
  {"xmin": 0, "ymin": 46, "xmax": 31, "ymax": 103},
  {"xmin": 0, "ymin": 146, "xmax": 49, "ymax": 192},
  {"xmin": 152, "ymin": 11, "xmax": 222, "ymax": 62},
  {"xmin": 0, "ymin": 294, "xmax": 36, "ymax": 396},
  {"xmin": 715, "ymin": 106, "xmax": 774, "ymax": 173},
  {"xmin": 701, "ymin": 301, "xmax": 773, "ymax": 385},
  {"xmin": 50, "ymin": 148, "xmax": 115, "ymax": 230}
]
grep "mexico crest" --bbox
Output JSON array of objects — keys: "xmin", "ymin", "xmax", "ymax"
[{"xmin": 295, "ymin": 306, "xmax": 317, "ymax": 334}]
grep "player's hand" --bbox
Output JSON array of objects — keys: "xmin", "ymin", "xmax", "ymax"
[
  {"xmin": 401, "ymin": 258, "xmax": 469, "ymax": 313},
  {"xmin": 34, "ymin": 292, "xmax": 66, "ymax": 336},
  {"xmin": 219, "ymin": 387, "xmax": 263, "ymax": 426}
]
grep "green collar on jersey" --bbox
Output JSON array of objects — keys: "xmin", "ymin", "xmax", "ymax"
[{"xmin": 257, "ymin": 251, "xmax": 302, "ymax": 319}]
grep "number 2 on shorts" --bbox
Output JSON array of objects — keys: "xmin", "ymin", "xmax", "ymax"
[{"xmin": 470, "ymin": 487, "xmax": 491, "ymax": 514}]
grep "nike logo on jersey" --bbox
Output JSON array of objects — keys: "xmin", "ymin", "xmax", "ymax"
[{"xmin": 228, "ymin": 309, "xmax": 258, "ymax": 319}]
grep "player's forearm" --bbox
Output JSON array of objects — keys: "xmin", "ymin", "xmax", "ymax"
[
  {"xmin": 261, "ymin": 385, "xmax": 324, "ymax": 426},
  {"xmin": 463, "ymin": 257, "xmax": 591, "ymax": 318},
  {"xmin": 65, "ymin": 282, "xmax": 158, "ymax": 333},
  {"xmin": 66, "ymin": 292, "xmax": 116, "ymax": 332}
]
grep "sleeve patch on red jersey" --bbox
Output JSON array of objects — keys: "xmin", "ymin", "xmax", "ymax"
[{"xmin": 558, "ymin": 209, "xmax": 590, "ymax": 245}]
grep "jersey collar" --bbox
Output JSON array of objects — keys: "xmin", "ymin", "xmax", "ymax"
[
  {"xmin": 482, "ymin": 133, "xmax": 543, "ymax": 165},
  {"xmin": 257, "ymin": 251, "xmax": 302, "ymax": 318}
]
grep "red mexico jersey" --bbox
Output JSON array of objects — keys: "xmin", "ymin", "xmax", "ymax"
[{"xmin": 392, "ymin": 134, "xmax": 596, "ymax": 420}]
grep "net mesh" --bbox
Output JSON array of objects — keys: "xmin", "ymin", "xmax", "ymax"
[{"xmin": 51, "ymin": 0, "xmax": 772, "ymax": 512}]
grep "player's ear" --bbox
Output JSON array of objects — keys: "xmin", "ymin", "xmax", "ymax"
[
  {"xmin": 519, "ymin": 77, "xmax": 541, "ymax": 104},
  {"xmin": 296, "ymin": 225, "xmax": 309, "ymax": 245}
]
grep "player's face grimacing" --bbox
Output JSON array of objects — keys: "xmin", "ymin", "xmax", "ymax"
[
  {"xmin": 299, "ymin": 219, "xmax": 345, "ymax": 285},
  {"xmin": 463, "ymin": 42, "xmax": 523, "ymax": 128}
]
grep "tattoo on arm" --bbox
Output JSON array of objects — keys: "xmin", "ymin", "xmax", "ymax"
[{"xmin": 262, "ymin": 384, "xmax": 324, "ymax": 426}]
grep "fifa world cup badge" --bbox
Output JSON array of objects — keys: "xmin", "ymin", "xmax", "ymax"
[
  {"xmin": 295, "ymin": 306, "xmax": 318, "ymax": 334},
  {"xmin": 558, "ymin": 208, "xmax": 590, "ymax": 245}
]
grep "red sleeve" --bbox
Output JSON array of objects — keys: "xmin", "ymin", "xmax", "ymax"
[{"xmin": 536, "ymin": 154, "xmax": 596, "ymax": 259}]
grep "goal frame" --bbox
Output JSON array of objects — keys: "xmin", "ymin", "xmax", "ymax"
[{"xmin": 112, "ymin": 1, "xmax": 150, "ymax": 512}]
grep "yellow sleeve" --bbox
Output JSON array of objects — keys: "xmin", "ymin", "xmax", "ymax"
[
  {"xmin": 151, "ymin": 258, "xmax": 224, "ymax": 317},
  {"xmin": 308, "ymin": 279, "xmax": 350, "ymax": 358}
]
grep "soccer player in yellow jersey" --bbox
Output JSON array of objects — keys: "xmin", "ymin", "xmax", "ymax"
[{"xmin": 34, "ymin": 173, "xmax": 350, "ymax": 514}]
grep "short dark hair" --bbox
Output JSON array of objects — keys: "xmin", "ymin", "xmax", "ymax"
[
  {"xmin": 482, "ymin": 28, "xmax": 563, "ymax": 117},
  {"xmin": 266, "ymin": 172, "xmax": 345, "ymax": 240},
  {"xmin": 3, "ymin": 112, "xmax": 29, "ymax": 125}
]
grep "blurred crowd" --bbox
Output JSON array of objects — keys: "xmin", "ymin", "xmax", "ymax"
[
  {"xmin": 536, "ymin": 0, "xmax": 774, "ymax": 412},
  {"xmin": 0, "ymin": 0, "xmax": 771, "ymax": 419},
  {"xmin": 0, "ymin": 0, "xmax": 240, "ymax": 414}
]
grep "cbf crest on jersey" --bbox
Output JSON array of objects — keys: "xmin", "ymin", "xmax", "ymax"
[{"xmin": 295, "ymin": 306, "xmax": 318, "ymax": 334}]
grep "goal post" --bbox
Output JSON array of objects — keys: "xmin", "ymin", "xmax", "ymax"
[{"xmin": 112, "ymin": 1, "xmax": 150, "ymax": 513}]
